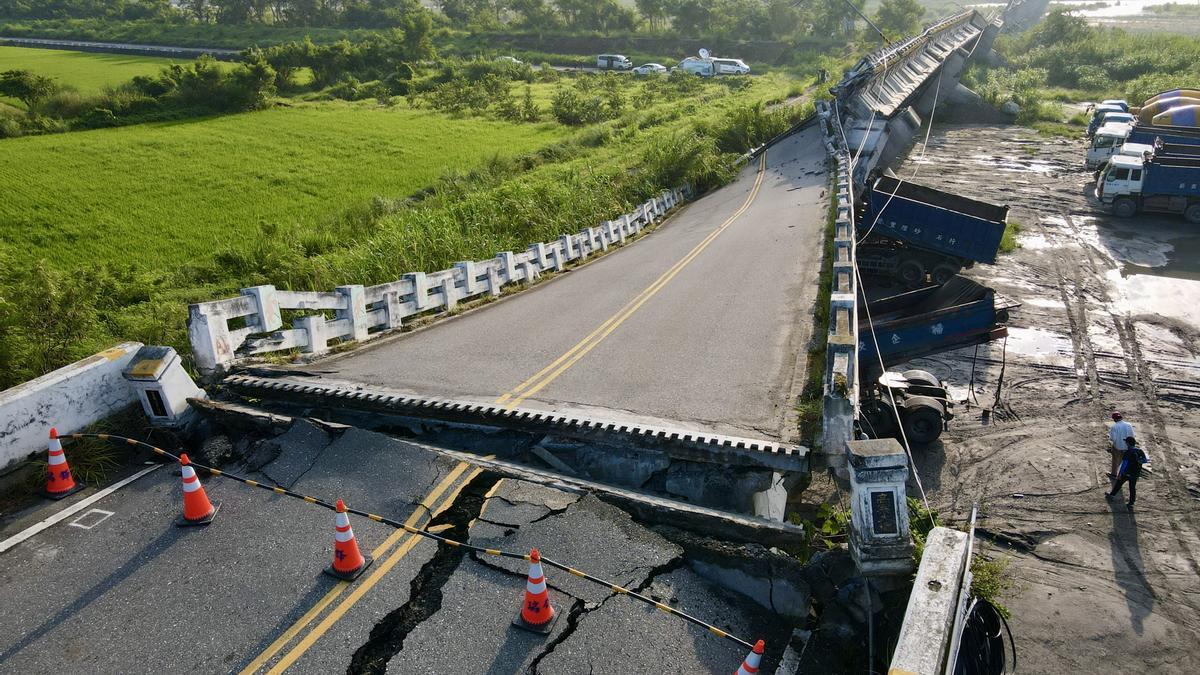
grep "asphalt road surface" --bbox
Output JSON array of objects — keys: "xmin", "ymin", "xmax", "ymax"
[
  {"xmin": 311, "ymin": 125, "xmax": 829, "ymax": 441},
  {"xmin": 0, "ymin": 424, "xmax": 787, "ymax": 673}
]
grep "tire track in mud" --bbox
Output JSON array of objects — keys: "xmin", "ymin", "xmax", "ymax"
[{"xmin": 1035, "ymin": 170, "xmax": 1200, "ymax": 628}]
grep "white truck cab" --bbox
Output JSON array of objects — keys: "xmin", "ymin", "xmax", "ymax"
[
  {"xmin": 1086, "ymin": 122, "xmax": 1134, "ymax": 170},
  {"xmin": 1095, "ymin": 154, "xmax": 1146, "ymax": 209}
]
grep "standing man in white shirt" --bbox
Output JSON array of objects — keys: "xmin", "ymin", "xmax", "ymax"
[{"xmin": 1108, "ymin": 411, "xmax": 1134, "ymax": 480}]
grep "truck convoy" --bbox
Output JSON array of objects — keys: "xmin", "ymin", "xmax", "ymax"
[
  {"xmin": 1095, "ymin": 151, "xmax": 1200, "ymax": 222},
  {"xmin": 857, "ymin": 175, "xmax": 1008, "ymax": 287}
]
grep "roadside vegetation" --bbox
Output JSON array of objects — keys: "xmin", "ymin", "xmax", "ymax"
[{"xmin": 965, "ymin": 10, "xmax": 1200, "ymax": 131}]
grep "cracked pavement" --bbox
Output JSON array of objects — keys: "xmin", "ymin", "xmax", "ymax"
[{"xmin": 0, "ymin": 424, "xmax": 791, "ymax": 673}]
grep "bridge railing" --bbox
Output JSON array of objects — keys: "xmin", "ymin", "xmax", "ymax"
[
  {"xmin": 188, "ymin": 187, "xmax": 690, "ymax": 376},
  {"xmin": 817, "ymin": 102, "xmax": 860, "ymax": 461}
]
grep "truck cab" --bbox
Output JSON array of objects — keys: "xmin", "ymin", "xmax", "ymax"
[
  {"xmin": 1101, "ymin": 99, "xmax": 1130, "ymax": 112},
  {"xmin": 1088, "ymin": 104, "xmax": 1128, "ymax": 136},
  {"xmin": 1086, "ymin": 122, "xmax": 1133, "ymax": 170}
]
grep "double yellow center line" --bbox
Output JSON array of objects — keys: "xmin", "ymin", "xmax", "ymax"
[
  {"xmin": 242, "ymin": 462, "xmax": 483, "ymax": 674},
  {"xmin": 495, "ymin": 153, "xmax": 768, "ymax": 410}
]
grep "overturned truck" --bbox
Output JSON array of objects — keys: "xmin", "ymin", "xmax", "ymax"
[
  {"xmin": 857, "ymin": 277, "xmax": 1018, "ymax": 445},
  {"xmin": 858, "ymin": 175, "xmax": 1009, "ymax": 288}
]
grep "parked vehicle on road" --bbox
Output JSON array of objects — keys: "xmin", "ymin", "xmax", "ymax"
[
  {"xmin": 857, "ymin": 175, "xmax": 1008, "ymax": 287},
  {"xmin": 632, "ymin": 63, "xmax": 667, "ymax": 75},
  {"xmin": 1087, "ymin": 103, "xmax": 1128, "ymax": 136},
  {"xmin": 710, "ymin": 58, "xmax": 750, "ymax": 75},
  {"xmin": 677, "ymin": 57, "xmax": 714, "ymax": 77},
  {"xmin": 495, "ymin": 56, "xmax": 522, "ymax": 65},
  {"xmin": 1096, "ymin": 152, "xmax": 1200, "ymax": 222},
  {"xmin": 1089, "ymin": 111, "xmax": 1134, "ymax": 137},
  {"xmin": 597, "ymin": 54, "xmax": 632, "ymax": 70}
]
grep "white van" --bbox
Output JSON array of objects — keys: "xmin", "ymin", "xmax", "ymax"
[
  {"xmin": 597, "ymin": 54, "xmax": 632, "ymax": 70},
  {"xmin": 677, "ymin": 57, "xmax": 714, "ymax": 77},
  {"xmin": 710, "ymin": 58, "xmax": 750, "ymax": 75}
]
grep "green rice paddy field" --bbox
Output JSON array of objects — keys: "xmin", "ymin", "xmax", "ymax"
[
  {"xmin": 0, "ymin": 45, "xmax": 180, "ymax": 95},
  {"xmin": 0, "ymin": 102, "xmax": 567, "ymax": 270}
]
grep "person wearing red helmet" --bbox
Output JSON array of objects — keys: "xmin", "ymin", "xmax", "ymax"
[{"xmin": 1107, "ymin": 412, "xmax": 1134, "ymax": 483}]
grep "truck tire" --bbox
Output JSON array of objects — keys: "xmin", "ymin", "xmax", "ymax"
[
  {"xmin": 901, "ymin": 396, "xmax": 945, "ymax": 445},
  {"xmin": 1113, "ymin": 198, "xmax": 1137, "ymax": 218},
  {"xmin": 1186, "ymin": 204, "xmax": 1200, "ymax": 224},
  {"xmin": 931, "ymin": 263, "xmax": 959, "ymax": 285},
  {"xmin": 861, "ymin": 399, "xmax": 899, "ymax": 438},
  {"xmin": 897, "ymin": 258, "xmax": 926, "ymax": 288},
  {"xmin": 901, "ymin": 369, "xmax": 940, "ymax": 388},
  {"xmin": 902, "ymin": 370, "xmax": 949, "ymax": 402}
]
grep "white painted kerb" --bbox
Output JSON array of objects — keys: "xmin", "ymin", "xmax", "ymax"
[{"xmin": 0, "ymin": 342, "xmax": 142, "ymax": 471}]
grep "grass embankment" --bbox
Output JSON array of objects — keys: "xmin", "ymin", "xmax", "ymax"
[
  {"xmin": 964, "ymin": 10, "xmax": 1200, "ymax": 135},
  {"xmin": 0, "ymin": 58, "xmax": 805, "ymax": 387}
]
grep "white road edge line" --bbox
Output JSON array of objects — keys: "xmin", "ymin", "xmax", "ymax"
[{"xmin": 0, "ymin": 464, "xmax": 162, "ymax": 554}]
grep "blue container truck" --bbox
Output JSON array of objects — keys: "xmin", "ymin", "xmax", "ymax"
[
  {"xmin": 1095, "ymin": 152, "xmax": 1200, "ymax": 222},
  {"xmin": 858, "ymin": 175, "xmax": 1009, "ymax": 287},
  {"xmin": 857, "ymin": 276, "xmax": 1017, "ymax": 444},
  {"xmin": 1126, "ymin": 122, "xmax": 1200, "ymax": 148}
]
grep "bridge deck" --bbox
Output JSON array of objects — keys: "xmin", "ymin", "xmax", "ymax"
[{"xmin": 299, "ymin": 126, "xmax": 830, "ymax": 442}]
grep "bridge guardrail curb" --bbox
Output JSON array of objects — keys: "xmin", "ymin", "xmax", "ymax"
[
  {"xmin": 222, "ymin": 374, "xmax": 808, "ymax": 473},
  {"xmin": 189, "ymin": 186, "xmax": 691, "ymax": 376}
]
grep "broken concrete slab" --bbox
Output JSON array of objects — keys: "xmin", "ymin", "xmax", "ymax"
[
  {"xmin": 472, "ymin": 493, "xmax": 681, "ymax": 604},
  {"xmin": 533, "ymin": 567, "xmax": 792, "ymax": 675},
  {"xmin": 252, "ymin": 418, "xmax": 336, "ymax": 488}
]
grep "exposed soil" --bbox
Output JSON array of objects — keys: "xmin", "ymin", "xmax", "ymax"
[{"xmin": 890, "ymin": 124, "xmax": 1200, "ymax": 673}]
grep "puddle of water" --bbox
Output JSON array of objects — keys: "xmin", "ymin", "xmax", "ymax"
[
  {"xmin": 1021, "ymin": 297, "xmax": 1064, "ymax": 310},
  {"xmin": 1003, "ymin": 326, "xmax": 1075, "ymax": 361},
  {"xmin": 1111, "ymin": 272, "xmax": 1200, "ymax": 331},
  {"xmin": 972, "ymin": 155, "xmax": 1057, "ymax": 174}
]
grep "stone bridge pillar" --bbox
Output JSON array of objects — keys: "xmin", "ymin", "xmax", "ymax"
[{"xmin": 846, "ymin": 438, "xmax": 914, "ymax": 575}]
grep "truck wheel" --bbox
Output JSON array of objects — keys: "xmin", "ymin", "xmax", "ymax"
[
  {"xmin": 1186, "ymin": 204, "xmax": 1200, "ymax": 224},
  {"xmin": 931, "ymin": 263, "xmax": 959, "ymax": 285},
  {"xmin": 901, "ymin": 396, "xmax": 945, "ymax": 445},
  {"xmin": 1113, "ymin": 198, "xmax": 1137, "ymax": 218},
  {"xmin": 902, "ymin": 370, "xmax": 948, "ymax": 402},
  {"xmin": 901, "ymin": 369, "xmax": 940, "ymax": 387},
  {"xmin": 897, "ymin": 258, "xmax": 926, "ymax": 288},
  {"xmin": 862, "ymin": 400, "xmax": 899, "ymax": 438}
]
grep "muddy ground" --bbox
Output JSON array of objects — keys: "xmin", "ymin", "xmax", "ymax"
[{"xmin": 891, "ymin": 124, "xmax": 1200, "ymax": 672}]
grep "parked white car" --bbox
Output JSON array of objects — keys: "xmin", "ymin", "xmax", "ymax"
[
  {"xmin": 495, "ymin": 56, "xmax": 523, "ymax": 65},
  {"xmin": 632, "ymin": 63, "xmax": 667, "ymax": 75}
]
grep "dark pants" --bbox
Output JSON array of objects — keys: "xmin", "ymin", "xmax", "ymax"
[{"xmin": 1110, "ymin": 472, "xmax": 1139, "ymax": 504}]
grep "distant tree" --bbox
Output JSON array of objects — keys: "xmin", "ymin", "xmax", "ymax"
[
  {"xmin": 635, "ymin": 0, "xmax": 668, "ymax": 30},
  {"xmin": 0, "ymin": 70, "xmax": 59, "ymax": 109},
  {"xmin": 873, "ymin": 0, "xmax": 924, "ymax": 40},
  {"xmin": 667, "ymin": 0, "xmax": 707, "ymax": 36},
  {"xmin": 510, "ymin": 0, "xmax": 560, "ymax": 28}
]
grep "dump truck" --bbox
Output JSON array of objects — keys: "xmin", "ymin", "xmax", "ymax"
[
  {"xmin": 858, "ymin": 277, "xmax": 1017, "ymax": 445},
  {"xmin": 1086, "ymin": 121, "xmax": 1200, "ymax": 169},
  {"xmin": 1096, "ymin": 152, "xmax": 1200, "ymax": 222},
  {"xmin": 857, "ymin": 175, "xmax": 1009, "ymax": 287}
]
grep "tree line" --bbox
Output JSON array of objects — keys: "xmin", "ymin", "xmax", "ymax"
[{"xmin": 1, "ymin": 0, "xmax": 930, "ymax": 43}]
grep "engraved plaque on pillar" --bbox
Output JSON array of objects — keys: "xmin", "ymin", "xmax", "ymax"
[{"xmin": 870, "ymin": 490, "xmax": 898, "ymax": 536}]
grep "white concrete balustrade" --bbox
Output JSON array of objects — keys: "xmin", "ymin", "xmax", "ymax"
[{"xmin": 188, "ymin": 187, "xmax": 689, "ymax": 375}]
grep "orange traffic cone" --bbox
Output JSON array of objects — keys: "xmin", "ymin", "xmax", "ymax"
[
  {"xmin": 176, "ymin": 453, "xmax": 219, "ymax": 527},
  {"xmin": 513, "ymin": 548, "xmax": 558, "ymax": 634},
  {"xmin": 735, "ymin": 639, "xmax": 765, "ymax": 675},
  {"xmin": 325, "ymin": 499, "xmax": 373, "ymax": 581},
  {"xmin": 43, "ymin": 427, "xmax": 83, "ymax": 500}
]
